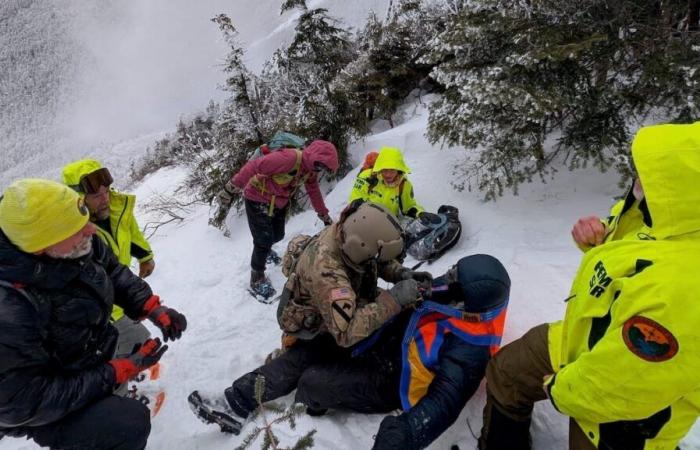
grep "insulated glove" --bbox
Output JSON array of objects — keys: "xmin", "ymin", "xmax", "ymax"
[
  {"xmin": 401, "ymin": 269, "xmax": 433, "ymax": 296},
  {"xmin": 109, "ymin": 338, "xmax": 168, "ymax": 384},
  {"xmin": 389, "ymin": 279, "xmax": 422, "ymax": 307},
  {"xmin": 318, "ymin": 213, "xmax": 333, "ymax": 226},
  {"xmin": 217, "ymin": 180, "xmax": 239, "ymax": 208},
  {"xmin": 143, "ymin": 295, "xmax": 188, "ymax": 342}
]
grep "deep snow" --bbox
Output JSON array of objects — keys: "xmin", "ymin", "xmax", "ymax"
[{"xmin": 2, "ymin": 101, "xmax": 698, "ymax": 450}]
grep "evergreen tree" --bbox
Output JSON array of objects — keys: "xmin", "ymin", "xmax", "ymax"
[
  {"xmin": 425, "ymin": 0, "xmax": 700, "ymax": 200},
  {"xmin": 335, "ymin": 1, "xmax": 444, "ymax": 130}
]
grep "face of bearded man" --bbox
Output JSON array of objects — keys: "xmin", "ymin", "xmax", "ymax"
[{"xmin": 45, "ymin": 234, "xmax": 93, "ymax": 259}]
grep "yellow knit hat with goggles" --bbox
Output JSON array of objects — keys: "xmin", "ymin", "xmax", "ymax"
[{"xmin": 0, "ymin": 179, "xmax": 90, "ymax": 253}]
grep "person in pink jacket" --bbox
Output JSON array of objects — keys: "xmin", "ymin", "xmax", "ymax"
[{"xmin": 218, "ymin": 140, "xmax": 339, "ymax": 299}]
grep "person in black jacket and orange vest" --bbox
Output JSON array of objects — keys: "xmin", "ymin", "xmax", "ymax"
[
  {"xmin": 0, "ymin": 179, "xmax": 187, "ymax": 449},
  {"xmin": 371, "ymin": 254, "xmax": 510, "ymax": 450}
]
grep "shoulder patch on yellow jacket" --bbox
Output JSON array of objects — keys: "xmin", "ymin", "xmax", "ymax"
[{"xmin": 622, "ymin": 316, "xmax": 678, "ymax": 362}]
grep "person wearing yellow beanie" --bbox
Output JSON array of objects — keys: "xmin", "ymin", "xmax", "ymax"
[
  {"xmin": 0, "ymin": 179, "xmax": 90, "ymax": 253},
  {"xmin": 62, "ymin": 159, "xmax": 157, "ymax": 362},
  {"xmin": 0, "ymin": 177, "xmax": 187, "ymax": 450}
]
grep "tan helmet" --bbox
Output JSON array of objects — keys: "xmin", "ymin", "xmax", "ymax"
[{"xmin": 340, "ymin": 201, "xmax": 405, "ymax": 265}]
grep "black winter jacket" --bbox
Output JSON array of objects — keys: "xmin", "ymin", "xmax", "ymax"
[
  {"xmin": 0, "ymin": 231, "xmax": 152, "ymax": 428},
  {"xmin": 372, "ymin": 333, "xmax": 490, "ymax": 450}
]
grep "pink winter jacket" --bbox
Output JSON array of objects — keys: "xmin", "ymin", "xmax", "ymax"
[{"xmin": 231, "ymin": 140, "xmax": 339, "ymax": 215}]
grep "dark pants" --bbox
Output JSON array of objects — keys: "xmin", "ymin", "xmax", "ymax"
[
  {"xmin": 245, "ymin": 199, "xmax": 287, "ymax": 272},
  {"xmin": 226, "ymin": 333, "xmax": 401, "ymax": 417},
  {"xmin": 9, "ymin": 395, "xmax": 150, "ymax": 450},
  {"xmin": 479, "ymin": 323, "xmax": 595, "ymax": 450}
]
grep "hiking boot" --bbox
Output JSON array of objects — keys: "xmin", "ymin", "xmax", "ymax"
[{"xmin": 188, "ymin": 390, "xmax": 248, "ymax": 435}]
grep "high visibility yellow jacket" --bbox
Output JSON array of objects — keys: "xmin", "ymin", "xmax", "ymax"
[
  {"xmin": 98, "ymin": 191, "xmax": 153, "ymax": 321},
  {"xmin": 547, "ymin": 122, "xmax": 700, "ymax": 449},
  {"xmin": 349, "ymin": 169, "xmax": 423, "ymax": 217},
  {"xmin": 577, "ymin": 195, "xmax": 649, "ymax": 252},
  {"xmin": 62, "ymin": 160, "xmax": 154, "ymax": 321}
]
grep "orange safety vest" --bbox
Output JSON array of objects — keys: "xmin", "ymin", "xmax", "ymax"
[{"xmin": 400, "ymin": 300, "xmax": 507, "ymax": 410}]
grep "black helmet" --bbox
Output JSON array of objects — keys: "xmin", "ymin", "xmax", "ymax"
[{"xmin": 431, "ymin": 254, "xmax": 510, "ymax": 312}]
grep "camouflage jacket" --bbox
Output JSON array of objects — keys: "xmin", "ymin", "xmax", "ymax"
[{"xmin": 279, "ymin": 224, "xmax": 405, "ymax": 347}]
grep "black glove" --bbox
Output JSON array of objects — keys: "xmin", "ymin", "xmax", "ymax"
[
  {"xmin": 389, "ymin": 279, "xmax": 422, "ymax": 307},
  {"xmin": 372, "ymin": 415, "xmax": 412, "ymax": 450},
  {"xmin": 144, "ymin": 296, "xmax": 188, "ymax": 342},
  {"xmin": 318, "ymin": 213, "xmax": 333, "ymax": 226}
]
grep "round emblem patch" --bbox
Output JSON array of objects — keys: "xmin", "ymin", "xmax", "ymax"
[
  {"xmin": 622, "ymin": 316, "xmax": 678, "ymax": 362},
  {"xmin": 77, "ymin": 198, "xmax": 88, "ymax": 216}
]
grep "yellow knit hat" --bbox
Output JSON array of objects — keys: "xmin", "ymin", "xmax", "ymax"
[{"xmin": 0, "ymin": 179, "xmax": 90, "ymax": 253}]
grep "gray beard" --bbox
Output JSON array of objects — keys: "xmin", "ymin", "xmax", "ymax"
[{"xmin": 45, "ymin": 237, "xmax": 93, "ymax": 259}]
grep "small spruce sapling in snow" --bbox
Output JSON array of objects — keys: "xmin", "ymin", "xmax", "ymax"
[{"xmin": 235, "ymin": 375, "xmax": 317, "ymax": 450}]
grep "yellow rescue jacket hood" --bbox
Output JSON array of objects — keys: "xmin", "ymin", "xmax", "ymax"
[{"xmin": 632, "ymin": 121, "xmax": 700, "ymax": 240}]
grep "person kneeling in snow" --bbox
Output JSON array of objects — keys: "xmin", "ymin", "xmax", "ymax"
[
  {"xmin": 188, "ymin": 200, "xmax": 433, "ymax": 434},
  {"xmin": 349, "ymin": 146, "xmax": 429, "ymax": 220},
  {"xmin": 0, "ymin": 179, "xmax": 187, "ymax": 449}
]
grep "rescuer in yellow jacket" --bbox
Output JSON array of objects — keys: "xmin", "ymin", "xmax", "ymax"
[
  {"xmin": 571, "ymin": 176, "xmax": 648, "ymax": 251},
  {"xmin": 63, "ymin": 159, "xmax": 155, "ymax": 358},
  {"xmin": 349, "ymin": 146, "xmax": 424, "ymax": 218},
  {"xmin": 479, "ymin": 121, "xmax": 700, "ymax": 450}
]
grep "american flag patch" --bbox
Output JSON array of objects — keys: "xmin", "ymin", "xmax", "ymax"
[{"xmin": 330, "ymin": 288, "xmax": 351, "ymax": 300}]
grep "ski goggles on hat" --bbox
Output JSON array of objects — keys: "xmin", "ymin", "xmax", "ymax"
[{"xmin": 76, "ymin": 168, "xmax": 114, "ymax": 194}]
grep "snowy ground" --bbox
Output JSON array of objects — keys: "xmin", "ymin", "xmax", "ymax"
[{"xmin": 2, "ymin": 101, "xmax": 698, "ymax": 450}]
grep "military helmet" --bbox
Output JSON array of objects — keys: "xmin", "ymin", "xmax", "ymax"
[{"xmin": 340, "ymin": 201, "xmax": 405, "ymax": 265}]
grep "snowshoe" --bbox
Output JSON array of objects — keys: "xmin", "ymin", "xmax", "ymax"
[
  {"xmin": 188, "ymin": 390, "xmax": 244, "ymax": 435},
  {"xmin": 266, "ymin": 249, "xmax": 282, "ymax": 266},
  {"xmin": 126, "ymin": 384, "xmax": 166, "ymax": 418},
  {"xmin": 248, "ymin": 275, "xmax": 277, "ymax": 304}
]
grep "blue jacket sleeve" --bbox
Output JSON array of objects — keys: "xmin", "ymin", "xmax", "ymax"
[
  {"xmin": 374, "ymin": 334, "xmax": 490, "ymax": 450},
  {"xmin": 0, "ymin": 290, "xmax": 115, "ymax": 428}
]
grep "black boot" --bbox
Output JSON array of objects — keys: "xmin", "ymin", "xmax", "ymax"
[{"xmin": 478, "ymin": 402, "xmax": 532, "ymax": 450}]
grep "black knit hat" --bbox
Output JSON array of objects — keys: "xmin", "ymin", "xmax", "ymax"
[{"xmin": 431, "ymin": 254, "xmax": 510, "ymax": 312}]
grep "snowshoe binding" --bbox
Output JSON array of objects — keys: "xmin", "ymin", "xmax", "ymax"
[
  {"xmin": 266, "ymin": 249, "xmax": 282, "ymax": 266},
  {"xmin": 188, "ymin": 390, "xmax": 245, "ymax": 435},
  {"xmin": 249, "ymin": 270, "xmax": 277, "ymax": 303}
]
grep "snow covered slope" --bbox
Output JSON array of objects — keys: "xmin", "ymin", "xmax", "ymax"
[{"xmin": 2, "ymin": 100, "xmax": 697, "ymax": 450}]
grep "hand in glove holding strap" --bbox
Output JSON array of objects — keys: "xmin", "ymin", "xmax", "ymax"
[
  {"xmin": 109, "ymin": 338, "xmax": 168, "ymax": 384},
  {"xmin": 318, "ymin": 213, "xmax": 333, "ymax": 226},
  {"xmin": 400, "ymin": 268, "xmax": 433, "ymax": 297},
  {"xmin": 389, "ymin": 279, "xmax": 423, "ymax": 307},
  {"xmin": 143, "ymin": 295, "xmax": 187, "ymax": 342},
  {"xmin": 217, "ymin": 180, "xmax": 240, "ymax": 208}
]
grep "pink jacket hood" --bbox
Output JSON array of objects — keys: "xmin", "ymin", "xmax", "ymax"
[{"xmin": 302, "ymin": 140, "xmax": 339, "ymax": 172}]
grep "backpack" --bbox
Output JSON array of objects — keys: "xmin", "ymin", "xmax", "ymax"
[
  {"xmin": 404, "ymin": 205, "xmax": 462, "ymax": 262},
  {"xmin": 250, "ymin": 131, "xmax": 306, "ymax": 160},
  {"xmin": 247, "ymin": 131, "xmax": 309, "ymax": 216},
  {"xmin": 281, "ymin": 234, "xmax": 316, "ymax": 277}
]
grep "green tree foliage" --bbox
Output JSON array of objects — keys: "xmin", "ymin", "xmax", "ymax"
[{"xmin": 425, "ymin": 0, "xmax": 700, "ymax": 199}]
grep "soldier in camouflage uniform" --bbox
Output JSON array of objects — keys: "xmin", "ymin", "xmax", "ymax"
[{"xmin": 188, "ymin": 201, "xmax": 433, "ymax": 434}]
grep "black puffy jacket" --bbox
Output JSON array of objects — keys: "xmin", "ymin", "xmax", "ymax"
[
  {"xmin": 0, "ymin": 231, "xmax": 152, "ymax": 428},
  {"xmin": 372, "ymin": 333, "xmax": 490, "ymax": 450}
]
